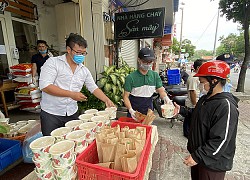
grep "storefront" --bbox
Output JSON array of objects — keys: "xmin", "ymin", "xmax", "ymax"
[
  {"xmin": 0, "ymin": 0, "xmax": 177, "ymax": 80},
  {"xmin": 0, "ymin": 0, "xmax": 127, "ymax": 81},
  {"xmin": 0, "ymin": 0, "xmax": 58, "ymax": 78}
]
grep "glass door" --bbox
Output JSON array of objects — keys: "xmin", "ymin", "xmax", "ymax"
[
  {"xmin": 0, "ymin": 18, "xmax": 11, "ymax": 78},
  {"xmin": 12, "ymin": 20, "xmax": 37, "ymax": 64}
]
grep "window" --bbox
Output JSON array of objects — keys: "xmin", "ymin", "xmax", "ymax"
[
  {"xmin": 0, "ymin": 20, "xmax": 9, "ymax": 78},
  {"xmin": 12, "ymin": 20, "xmax": 37, "ymax": 64}
]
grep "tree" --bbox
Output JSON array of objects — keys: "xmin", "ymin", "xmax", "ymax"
[
  {"xmin": 169, "ymin": 37, "xmax": 180, "ymax": 55},
  {"xmin": 216, "ymin": 32, "xmax": 246, "ymax": 60},
  {"xmin": 170, "ymin": 37, "xmax": 196, "ymax": 59},
  {"xmin": 181, "ymin": 39, "xmax": 196, "ymax": 57},
  {"xmin": 192, "ymin": 50, "xmax": 213, "ymax": 61},
  {"xmin": 218, "ymin": 0, "xmax": 250, "ymax": 92}
]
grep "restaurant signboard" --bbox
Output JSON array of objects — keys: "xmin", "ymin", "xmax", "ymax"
[{"xmin": 114, "ymin": 7, "xmax": 165, "ymax": 40}]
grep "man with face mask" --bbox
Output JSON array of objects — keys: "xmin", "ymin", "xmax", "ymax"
[
  {"xmin": 183, "ymin": 59, "xmax": 206, "ymax": 138},
  {"xmin": 31, "ymin": 40, "xmax": 52, "ymax": 84},
  {"xmin": 123, "ymin": 47, "xmax": 170, "ymax": 121},
  {"xmin": 173, "ymin": 60, "xmax": 239, "ymax": 180},
  {"xmin": 39, "ymin": 33, "xmax": 115, "ymax": 135}
]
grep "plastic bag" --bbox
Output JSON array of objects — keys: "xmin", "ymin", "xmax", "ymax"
[{"xmin": 22, "ymin": 121, "xmax": 43, "ymax": 163}]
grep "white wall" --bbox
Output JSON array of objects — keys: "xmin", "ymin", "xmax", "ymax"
[
  {"xmin": 80, "ymin": 0, "xmax": 106, "ymax": 81},
  {"xmin": 31, "ymin": 0, "xmax": 59, "ymax": 51},
  {"xmin": 102, "ymin": 0, "xmax": 111, "ymax": 66},
  {"xmin": 55, "ymin": 2, "xmax": 80, "ymax": 53}
]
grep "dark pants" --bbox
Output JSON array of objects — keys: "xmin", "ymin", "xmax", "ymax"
[
  {"xmin": 191, "ymin": 164, "xmax": 226, "ymax": 180},
  {"xmin": 183, "ymin": 116, "xmax": 190, "ymax": 138},
  {"xmin": 183, "ymin": 107, "xmax": 194, "ymax": 138},
  {"xmin": 40, "ymin": 110, "xmax": 79, "ymax": 136}
]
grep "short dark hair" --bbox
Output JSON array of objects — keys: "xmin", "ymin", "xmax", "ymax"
[
  {"xmin": 205, "ymin": 76, "xmax": 227, "ymax": 86},
  {"xmin": 37, "ymin": 40, "xmax": 48, "ymax": 46},
  {"xmin": 194, "ymin": 59, "xmax": 206, "ymax": 70},
  {"xmin": 66, "ymin": 33, "xmax": 88, "ymax": 49}
]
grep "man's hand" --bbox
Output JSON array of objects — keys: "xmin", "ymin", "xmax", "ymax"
[
  {"xmin": 70, "ymin": 92, "xmax": 88, "ymax": 101},
  {"xmin": 105, "ymin": 99, "xmax": 115, "ymax": 108},
  {"xmin": 129, "ymin": 108, "xmax": 137, "ymax": 121},
  {"xmin": 183, "ymin": 155, "xmax": 197, "ymax": 167},
  {"xmin": 163, "ymin": 96, "xmax": 171, "ymax": 104},
  {"xmin": 32, "ymin": 77, "xmax": 36, "ymax": 84}
]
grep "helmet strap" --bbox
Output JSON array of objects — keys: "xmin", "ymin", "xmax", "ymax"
[{"xmin": 205, "ymin": 77, "xmax": 220, "ymax": 97}]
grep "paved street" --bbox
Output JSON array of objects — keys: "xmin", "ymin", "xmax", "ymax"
[
  {"xmin": 149, "ymin": 98, "xmax": 250, "ymax": 180},
  {"xmin": 230, "ymin": 68, "xmax": 250, "ymax": 93}
]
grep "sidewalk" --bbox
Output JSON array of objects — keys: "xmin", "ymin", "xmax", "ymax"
[
  {"xmin": 149, "ymin": 98, "xmax": 250, "ymax": 180},
  {"xmin": 1, "ymin": 94, "xmax": 249, "ymax": 180}
]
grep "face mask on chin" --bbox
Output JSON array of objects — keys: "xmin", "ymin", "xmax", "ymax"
[{"xmin": 72, "ymin": 54, "xmax": 85, "ymax": 64}]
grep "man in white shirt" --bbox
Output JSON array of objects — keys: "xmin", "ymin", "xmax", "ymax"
[
  {"xmin": 39, "ymin": 33, "xmax": 114, "ymax": 135},
  {"xmin": 183, "ymin": 59, "xmax": 206, "ymax": 138}
]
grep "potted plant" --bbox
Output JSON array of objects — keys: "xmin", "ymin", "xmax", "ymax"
[{"xmin": 78, "ymin": 57, "xmax": 135, "ymax": 113}]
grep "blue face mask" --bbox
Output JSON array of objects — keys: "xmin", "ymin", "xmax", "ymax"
[
  {"xmin": 73, "ymin": 55, "xmax": 85, "ymax": 64},
  {"xmin": 39, "ymin": 50, "xmax": 47, "ymax": 54}
]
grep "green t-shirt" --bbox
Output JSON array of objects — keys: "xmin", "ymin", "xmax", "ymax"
[{"xmin": 124, "ymin": 70, "xmax": 162, "ymax": 97}]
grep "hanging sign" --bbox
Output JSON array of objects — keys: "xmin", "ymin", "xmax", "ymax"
[
  {"xmin": 0, "ymin": 1, "xmax": 9, "ymax": 12},
  {"xmin": 0, "ymin": 0, "xmax": 36, "ymax": 20},
  {"xmin": 114, "ymin": 7, "xmax": 165, "ymax": 40}
]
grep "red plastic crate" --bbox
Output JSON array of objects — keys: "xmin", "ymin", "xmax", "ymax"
[
  {"xmin": 76, "ymin": 121, "xmax": 152, "ymax": 180},
  {"xmin": 118, "ymin": 117, "xmax": 143, "ymax": 123}
]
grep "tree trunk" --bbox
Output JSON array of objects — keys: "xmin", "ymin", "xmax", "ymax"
[{"xmin": 236, "ymin": 3, "xmax": 250, "ymax": 92}]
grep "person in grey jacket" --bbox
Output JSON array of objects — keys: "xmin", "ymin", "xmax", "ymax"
[{"xmin": 174, "ymin": 60, "xmax": 239, "ymax": 180}]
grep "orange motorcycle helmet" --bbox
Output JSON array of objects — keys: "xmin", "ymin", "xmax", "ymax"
[{"xmin": 194, "ymin": 60, "xmax": 230, "ymax": 79}]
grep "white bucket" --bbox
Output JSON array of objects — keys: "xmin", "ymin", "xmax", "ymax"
[
  {"xmin": 78, "ymin": 114, "xmax": 94, "ymax": 123},
  {"xmin": 161, "ymin": 103, "xmax": 175, "ymax": 118},
  {"xmin": 84, "ymin": 109, "xmax": 98, "ymax": 115},
  {"xmin": 96, "ymin": 111, "xmax": 109, "ymax": 120},
  {"xmin": 105, "ymin": 107, "xmax": 117, "ymax": 119}
]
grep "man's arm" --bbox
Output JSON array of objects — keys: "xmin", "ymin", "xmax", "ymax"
[
  {"xmin": 189, "ymin": 90, "xmax": 197, "ymax": 106},
  {"xmin": 31, "ymin": 63, "xmax": 37, "ymax": 77},
  {"xmin": 156, "ymin": 87, "xmax": 170, "ymax": 102},
  {"xmin": 123, "ymin": 91, "xmax": 132, "ymax": 110},
  {"xmin": 123, "ymin": 91, "xmax": 137, "ymax": 120}
]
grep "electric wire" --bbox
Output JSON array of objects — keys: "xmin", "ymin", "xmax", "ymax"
[
  {"xmin": 111, "ymin": 0, "xmax": 150, "ymax": 13},
  {"xmin": 194, "ymin": 11, "xmax": 218, "ymax": 45}
]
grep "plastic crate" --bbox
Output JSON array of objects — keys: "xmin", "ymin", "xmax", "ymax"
[
  {"xmin": 76, "ymin": 121, "xmax": 152, "ymax": 180},
  {"xmin": 166, "ymin": 69, "xmax": 180, "ymax": 76},
  {"xmin": 167, "ymin": 74, "xmax": 181, "ymax": 85},
  {"xmin": 167, "ymin": 69, "xmax": 181, "ymax": 85},
  {"xmin": 118, "ymin": 117, "xmax": 142, "ymax": 123},
  {"xmin": 0, "ymin": 138, "xmax": 22, "ymax": 172}
]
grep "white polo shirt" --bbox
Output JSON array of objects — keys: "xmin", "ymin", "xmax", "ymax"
[
  {"xmin": 185, "ymin": 72, "xmax": 200, "ymax": 108},
  {"xmin": 39, "ymin": 54, "xmax": 98, "ymax": 116}
]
